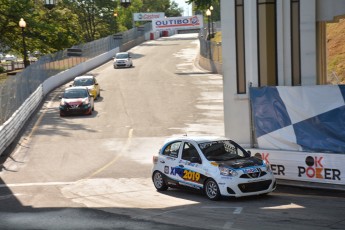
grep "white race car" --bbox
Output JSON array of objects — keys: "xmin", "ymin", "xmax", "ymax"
[
  {"xmin": 152, "ymin": 136, "xmax": 276, "ymax": 200},
  {"xmin": 113, "ymin": 52, "xmax": 133, "ymax": 69}
]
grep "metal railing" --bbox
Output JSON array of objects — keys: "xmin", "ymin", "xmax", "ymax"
[
  {"xmin": 199, "ymin": 21, "xmax": 222, "ymax": 63},
  {"xmin": 0, "ymin": 23, "xmax": 152, "ymax": 125}
]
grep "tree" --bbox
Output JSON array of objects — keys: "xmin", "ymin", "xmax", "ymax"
[
  {"xmin": 63, "ymin": 0, "xmax": 119, "ymax": 42},
  {"xmin": 186, "ymin": 0, "xmax": 220, "ymax": 21},
  {"xmin": 140, "ymin": 0, "xmax": 183, "ymax": 17},
  {"xmin": 0, "ymin": 0, "xmax": 82, "ymax": 55},
  {"xmin": 186, "ymin": 0, "xmax": 211, "ymax": 9},
  {"xmin": 166, "ymin": 1, "xmax": 183, "ymax": 17}
]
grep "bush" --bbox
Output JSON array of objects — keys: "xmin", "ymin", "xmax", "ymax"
[{"xmin": 0, "ymin": 65, "xmax": 5, "ymax": 73}]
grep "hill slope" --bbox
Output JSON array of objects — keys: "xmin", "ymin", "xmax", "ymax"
[{"xmin": 327, "ymin": 19, "xmax": 345, "ymax": 84}]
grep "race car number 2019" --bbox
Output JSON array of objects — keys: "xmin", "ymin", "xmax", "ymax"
[
  {"xmin": 170, "ymin": 167, "xmax": 201, "ymax": 182},
  {"xmin": 183, "ymin": 170, "xmax": 200, "ymax": 182}
]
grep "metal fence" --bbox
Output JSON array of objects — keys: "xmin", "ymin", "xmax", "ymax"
[
  {"xmin": 199, "ymin": 21, "xmax": 222, "ymax": 63},
  {"xmin": 0, "ymin": 23, "xmax": 152, "ymax": 125}
]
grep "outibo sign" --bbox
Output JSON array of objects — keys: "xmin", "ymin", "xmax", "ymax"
[
  {"xmin": 152, "ymin": 15, "xmax": 203, "ymax": 31},
  {"xmin": 133, "ymin": 12, "xmax": 165, "ymax": 21}
]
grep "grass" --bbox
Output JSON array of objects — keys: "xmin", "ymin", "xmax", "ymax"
[{"xmin": 327, "ymin": 20, "xmax": 345, "ymax": 84}]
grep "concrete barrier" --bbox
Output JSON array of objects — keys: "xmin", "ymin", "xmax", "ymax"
[{"xmin": 0, "ymin": 32, "xmax": 152, "ymax": 156}]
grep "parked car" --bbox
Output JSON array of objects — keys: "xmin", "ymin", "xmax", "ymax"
[
  {"xmin": 59, "ymin": 87, "xmax": 94, "ymax": 116},
  {"xmin": 4, "ymin": 54, "xmax": 17, "ymax": 62},
  {"xmin": 113, "ymin": 52, "xmax": 133, "ymax": 69},
  {"xmin": 152, "ymin": 136, "xmax": 276, "ymax": 200},
  {"xmin": 70, "ymin": 75, "xmax": 100, "ymax": 99}
]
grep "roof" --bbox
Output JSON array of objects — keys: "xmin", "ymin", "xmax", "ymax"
[
  {"xmin": 74, "ymin": 75, "xmax": 94, "ymax": 80},
  {"xmin": 65, "ymin": 86, "xmax": 88, "ymax": 91},
  {"xmin": 164, "ymin": 135, "xmax": 228, "ymax": 144}
]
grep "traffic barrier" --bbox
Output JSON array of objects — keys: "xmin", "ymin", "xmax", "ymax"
[{"xmin": 0, "ymin": 29, "xmax": 152, "ymax": 157}]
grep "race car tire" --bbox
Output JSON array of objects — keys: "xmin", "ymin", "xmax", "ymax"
[
  {"xmin": 204, "ymin": 178, "xmax": 221, "ymax": 201},
  {"xmin": 153, "ymin": 171, "xmax": 168, "ymax": 191}
]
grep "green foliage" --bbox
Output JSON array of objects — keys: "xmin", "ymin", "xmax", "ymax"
[
  {"xmin": 0, "ymin": 0, "xmax": 185, "ymax": 56},
  {"xmin": 0, "ymin": 65, "xmax": 5, "ymax": 73},
  {"xmin": 186, "ymin": 0, "xmax": 220, "ymax": 21}
]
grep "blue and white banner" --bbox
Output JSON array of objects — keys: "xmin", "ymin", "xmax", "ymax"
[{"xmin": 250, "ymin": 85, "xmax": 345, "ymax": 153}]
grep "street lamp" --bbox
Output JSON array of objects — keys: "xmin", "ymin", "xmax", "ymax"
[
  {"xmin": 120, "ymin": 0, "xmax": 131, "ymax": 8},
  {"xmin": 206, "ymin": 9, "xmax": 211, "ymax": 40},
  {"xmin": 44, "ymin": 0, "xmax": 57, "ymax": 10},
  {"xmin": 19, "ymin": 18, "xmax": 29, "ymax": 68},
  {"xmin": 209, "ymin": 5, "xmax": 214, "ymax": 38}
]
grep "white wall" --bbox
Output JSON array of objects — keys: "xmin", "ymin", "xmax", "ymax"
[
  {"xmin": 300, "ymin": 0, "xmax": 318, "ymax": 85},
  {"xmin": 222, "ymin": 0, "xmax": 251, "ymax": 145}
]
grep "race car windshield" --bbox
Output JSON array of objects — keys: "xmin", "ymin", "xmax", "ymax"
[
  {"xmin": 116, "ymin": 53, "xmax": 129, "ymax": 59},
  {"xmin": 74, "ymin": 79, "xmax": 93, "ymax": 86},
  {"xmin": 198, "ymin": 140, "xmax": 246, "ymax": 161},
  {"xmin": 63, "ymin": 90, "xmax": 88, "ymax": 99}
]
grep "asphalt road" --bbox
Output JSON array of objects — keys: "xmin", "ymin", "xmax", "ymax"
[{"xmin": 0, "ymin": 34, "xmax": 344, "ymax": 230}]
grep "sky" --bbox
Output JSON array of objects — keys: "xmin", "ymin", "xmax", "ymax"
[{"xmin": 173, "ymin": 0, "xmax": 192, "ymax": 16}]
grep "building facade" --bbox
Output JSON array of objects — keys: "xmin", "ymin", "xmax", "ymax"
[{"xmin": 221, "ymin": 0, "xmax": 345, "ymax": 145}]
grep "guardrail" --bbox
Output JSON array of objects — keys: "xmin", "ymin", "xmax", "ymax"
[
  {"xmin": 0, "ymin": 86, "xmax": 43, "ymax": 154},
  {"xmin": 0, "ymin": 26, "xmax": 152, "ymax": 157}
]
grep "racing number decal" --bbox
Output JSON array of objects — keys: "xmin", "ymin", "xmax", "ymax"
[
  {"xmin": 183, "ymin": 170, "xmax": 201, "ymax": 182},
  {"xmin": 170, "ymin": 167, "xmax": 202, "ymax": 183}
]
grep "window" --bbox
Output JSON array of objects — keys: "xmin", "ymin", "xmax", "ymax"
[
  {"xmin": 257, "ymin": 0, "xmax": 277, "ymax": 86},
  {"xmin": 235, "ymin": 0, "xmax": 246, "ymax": 94},
  {"xmin": 182, "ymin": 142, "xmax": 201, "ymax": 163},
  {"xmin": 291, "ymin": 0, "xmax": 301, "ymax": 85},
  {"xmin": 163, "ymin": 142, "xmax": 181, "ymax": 158}
]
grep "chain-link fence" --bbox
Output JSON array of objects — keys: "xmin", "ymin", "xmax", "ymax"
[
  {"xmin": 0, "ymin": 23, "xmax": 151, "ymax": 125},
  {"xmin": 199, "ymin": 21, "xmax": 222, "ymax": 63}
]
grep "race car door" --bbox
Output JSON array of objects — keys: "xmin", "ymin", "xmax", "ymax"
[
  {"xmin": 177, "ymin": 141, "xmax": 206, "ymax": 190},
  {"xmin": 161, "ymin": 141, "xmax": 182, "ymax": 184}
]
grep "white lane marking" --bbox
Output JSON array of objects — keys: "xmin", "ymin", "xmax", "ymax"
[
  {"xmin": 202, "ymin": 206, "xmax": 243, "ymax": 214},
  {"xmin": 0, "ymin": 181, "xmax": 76, "ymax": 188},
  {"xmin": 261, "ymin": 203, "xmax": 305, "ymax": 209}
]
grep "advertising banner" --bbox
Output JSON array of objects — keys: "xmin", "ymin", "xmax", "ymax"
[
  {"xmin": 152, "ymin": 15, "xmax": 203, "ymax": 31},
  {"xmin": 249, "ymin": 85, "xmax": 345, "ymax": 153},
  {"xmin": 133, "ymin": 12, "xmax": 165, "ymax": 21},
  {"xmin": 249, "ymin": 149, "xmax": 344, "ymax": 186}
]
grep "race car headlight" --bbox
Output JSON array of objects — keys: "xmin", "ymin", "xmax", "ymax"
[
  {"xmin": 219, "ymin": 166, "xmax": 238, "ymax": 177},
  {"xmin": 82, "ymin": 98, "xmax": 91, "ymax": 107},
  {"xmin": 60, "ymin": 100, "xmax": 66, "ymax": 106}
]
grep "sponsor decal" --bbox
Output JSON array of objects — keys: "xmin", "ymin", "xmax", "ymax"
[
  {"xmin": 152, "ymin": 15, "xmax": 203, "ymax": 31},
  {"xmin": 242, "ymin": 167, "xmax": 260, "ymax": 174},
  {"xmin": 164, "ymin": 166, "xmax": 169, "ymax": 174},
  {"xmin": 211, "ymin": 162, "xmax": 219, "ymax": 167},
  {"xmin": 298, "ymin": 156, "xmax": 341, "ymax": 180},
  {"xmin": 133, "ymin": 12, "xmax": 165, "ymax": 21},
  {"xmin": 170, "ymin": 166, "xmax": 201, "ymax": 183}
]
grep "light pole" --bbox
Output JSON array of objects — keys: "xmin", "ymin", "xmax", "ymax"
[
  {"xmin": 209, "ymin": 5, "xmax": 214, "ymax": 38},
  {"xmin": 44, "ymin": 0, "xmax": 57, "ymax": 10},
  {"xmin": 120, "ymin": 0, "xmax": 131, "ymax": 8},
  {"xmin": 206, "ymin": 9, "xmax": 211, "ymax": 40},
  {"xmin": 19, "ymin": 18, "xmax": 29, "ymax": 68}
]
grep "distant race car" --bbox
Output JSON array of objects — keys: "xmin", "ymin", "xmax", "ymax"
[
  {"xmin": 59, "ymin": 86, "xmax": 94, "ymax": 116},
  {"xmin": 113, "ymin": 52, "xmax": 133, "ymax": 69},
  {"xmin": 70, "ymin": 75, "xmax": 100, "ymax": 100},
  {"xmin": 152, "ymin": 136, "xmax": 276, "ymax": 200}
]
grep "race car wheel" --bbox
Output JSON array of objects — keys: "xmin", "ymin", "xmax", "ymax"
[
  {"xmin": 204, "ymin": 178, "xmax": 221, "ymax": 201},
  {"xmin": 153, "ymin": 171, "xmax": 168, "ymax": 191}
]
